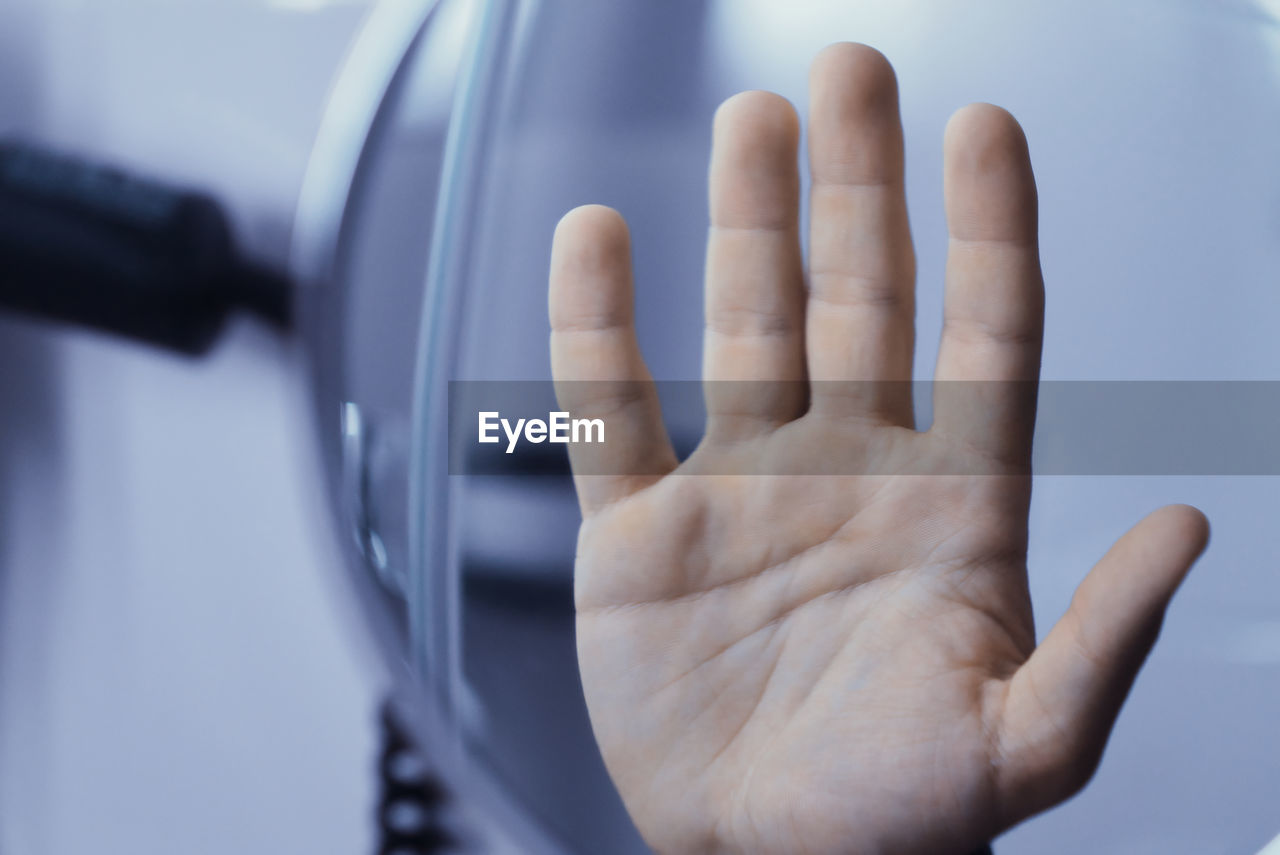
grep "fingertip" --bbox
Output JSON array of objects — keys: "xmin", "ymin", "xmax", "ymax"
[
  {"xmin": 807, "ymin": 43, "xmax": 904, "ymax": 185},
  {"xmin": 1097, "ymin": 504, "xmax": 1211, "ymax": 612},
  {"xmin": 943, "ymin": 103, "xmax": 1033, "ymax": 200},
  {"xmin": 1150, "ymin": 503, "xmax": 1211, "ymax": 562},
  {"xmin": 552, "ymin": 204, "xmax": 631, "ymax": 277},
  {"xmin": 942, "ymin": 102, "xmax": 1038, "ymax": 245},
  {"xmin": 812, "ymin": 40, "xmax": 890, "ymax": 65},
  {"xmin": 550, "ymin": 204, "xmax": 634, "ymax": 330},
  {"xmin": 944, "ymin": 102, "xmax": 1028, "ymax": 162},
  {"xmin": 809, "ymin": 41, "xmax": 898, "ymax": 97},
  {"xmin": 554, "ymin": 204, "xmax": 629, "ymax": 252},
  {"xmin": 710, "ymin": 91, "xmax": 801, "ymax": 230},
  {"xmin": 713, "ymin": 89, "xmax": 800, "ymax": 150}
]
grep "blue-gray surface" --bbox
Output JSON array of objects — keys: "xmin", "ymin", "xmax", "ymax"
[{"xmin": 2, "ymin": 1, "xmax": 1280, "ymax": 854}]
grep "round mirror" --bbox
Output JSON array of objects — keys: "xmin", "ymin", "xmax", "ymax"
[{"xmin": 299, "ymin": 1, "xmax": 1280, "ymax": 852}]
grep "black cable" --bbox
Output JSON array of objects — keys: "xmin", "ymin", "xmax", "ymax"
[
  {"xmin": 0, "ymin": 139, "xmax": 290, "ymax": 354},
  {"xmin": 377, "ymin": 701, "xmax": 455, "ymax": 855}
]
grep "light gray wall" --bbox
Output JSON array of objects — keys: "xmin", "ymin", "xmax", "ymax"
[{"xmin": 0, "ymin": 3, "xmax": 385, "ymax": 854}]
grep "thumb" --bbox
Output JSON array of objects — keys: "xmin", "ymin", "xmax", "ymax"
[{"xmin": 993, "ymin": 503, "xmax": 1209, "ymax": 823}]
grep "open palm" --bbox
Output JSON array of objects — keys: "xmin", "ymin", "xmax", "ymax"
[{"xmin": 549, "ymin": 44, "xmax": 1208, "ymax": 855}]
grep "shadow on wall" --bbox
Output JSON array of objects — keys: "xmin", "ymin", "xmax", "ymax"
[
  {"xmin": 0, "ymin": 0, "xmax": 67, "ymax": 788},
  {"xmin": 0, "ymin": 0, "xmax": 65, "ymax": 762},
  {"xmin": 0, "ymin": 315, "xmax": 66, "ymax": 608},
  {"xmin": 0, "ymin": 17, "xmax": 65, "ymax": 844},
  {"xmin": 0, "ymin": 313, "xmax": 67, "ymax": 852}
]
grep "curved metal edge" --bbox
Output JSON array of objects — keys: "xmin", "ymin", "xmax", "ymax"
[
  {"xmin": 289, "ymin": 0, "xmax": 441, "ymax": 674},
  {"xmin": 290, "ymin": 1, "xmax": 623, "ymax": 852},
  {"xmin": 404, "ymin": 1, "xmax": 604, "ymax": 852},
  {"xmin": 289, "ymin": 0, "xmax": 442, "ymax": 291},
  {"xmin": 285, "ymin": 0, "xmax": 456, "ymax": 835}
]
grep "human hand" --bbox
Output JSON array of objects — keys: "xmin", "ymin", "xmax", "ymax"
[{"xmin": 548, "ymin": 43, "xmax": 1209, "ymax": 855}]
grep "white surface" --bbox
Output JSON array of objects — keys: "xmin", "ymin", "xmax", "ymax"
[
  {"xmin": 0, "ymin": 318, "xmax": 385, "ymax": 855},
  {"xmin": 0, "ymin": 2, "xmax": 385, "ymax": 854}
]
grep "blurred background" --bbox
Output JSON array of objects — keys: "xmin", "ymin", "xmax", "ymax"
[
  {"xmin": 0, "ymin": 2, "xmax": 384, "ymax": 853},
  {"xmin": 1, "ymin": 1, "xmax": 1279, "ymax": 854}
]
